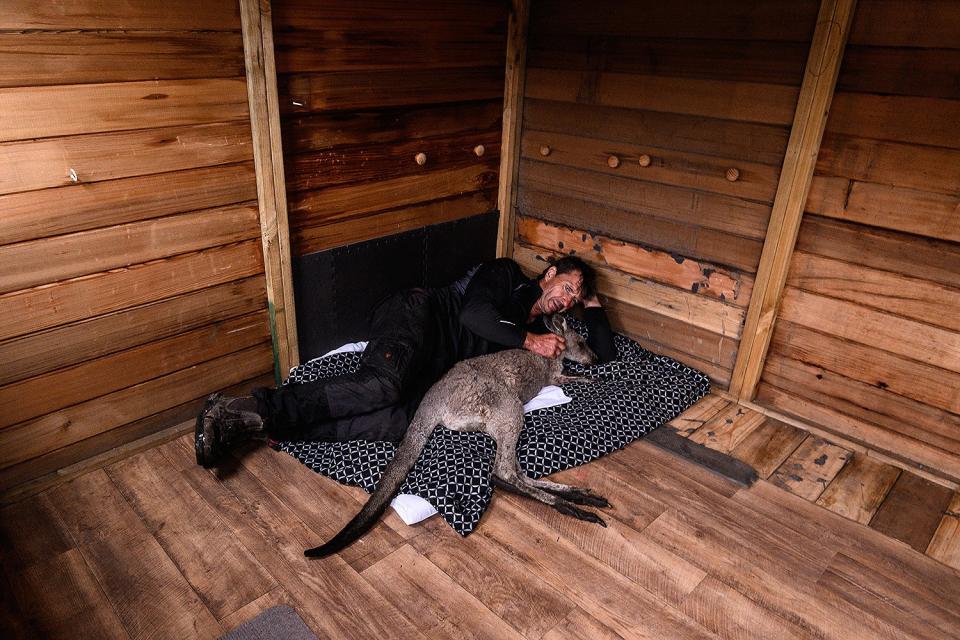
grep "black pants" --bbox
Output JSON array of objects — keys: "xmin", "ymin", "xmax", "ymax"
[{"xmin": 253, "ymin": 289, "xmax": 442, "ymax": 443}]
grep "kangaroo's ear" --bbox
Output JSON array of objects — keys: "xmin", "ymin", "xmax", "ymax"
[
  {"xmin": 545, "ymin": 314, "xmax": 562, "ymax": 335},
  {"xmin": 545, "ymin": 314, "xmax": 567, "ymax": 335}
]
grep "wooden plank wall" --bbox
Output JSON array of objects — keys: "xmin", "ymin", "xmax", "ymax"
[
  {"xmin": 0, "ymin": 0, "xmax": 274, "ymax": 493},
  {"xmin": 272, "ymin": 0, "xmax": 507, "ymax": 257},
  {"xmin": 755, "ymin": 0, "xmax": 960, "ymax": 483},
  {"xmin": 513, "ymin": 0, "xmax": 820, "ymax": 388}
]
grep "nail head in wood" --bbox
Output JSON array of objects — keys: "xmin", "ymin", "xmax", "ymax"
[
  {"xmin": 415, "ymin": 152, "xmax": 427, "ymax": 166},
  {"xmin": 726, "ymin": 167, "xmax": 740, "ymax": 182},
  {"xmin": 539, "ymin": 145, "xmax": 551, "ymax": 157},
  {"xmin": 473, "ymin": 144, "xmax": 485, "ymax": 157},
  {"xmin": 638, "ymin": 154, "xmax": 651, "ymax": 167},
  {"xmin": 607, "ymin": 155, "xmax": 620, "ymax": 168}
]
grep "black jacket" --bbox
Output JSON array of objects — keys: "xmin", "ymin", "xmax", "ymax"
[{"xmin": 429, "ymin": 258, "xmax": 616, "ymax": 367}]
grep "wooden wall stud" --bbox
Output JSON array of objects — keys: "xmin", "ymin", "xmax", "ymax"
[
  {"xmin": 729, "ymin": 0, "xmax": 857, "ymax": 401},
  {"xmin": 726, "ymin": 167, "xmax": 740, "ymax": 182},
  {"xmin": 415, "ymin": 152, "xmax": 427, "ymax": 165},
  {"xmin": 539, "ymin": 144, "xmax": 551, "ymax": 157},
  {"xmin": 638, "ymin": 154, "xmax": 651, "ymax": 167},
  {"xmin": 607, "ymin": 155, "xmax": 620, "ymax": 168},
  {"xmin": 497, "ymin": 0, "xmax": 532, "ymax": 258},
  {"xmin": 473, "ymin": 144, "xmax": 486, "ymax": 157},
  {"xmin": 239, "ymin": 0, "xmax": 298, "ymax": 380}
]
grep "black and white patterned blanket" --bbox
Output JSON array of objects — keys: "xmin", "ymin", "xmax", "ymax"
[{"xmin": 276, "ymin": 327, "xmax": 709, "ymax": 535}]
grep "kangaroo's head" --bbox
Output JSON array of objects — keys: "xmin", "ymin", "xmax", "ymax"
[{"xmin": 546, "ymin": 315, "xmax": 598, "ymax": 365}]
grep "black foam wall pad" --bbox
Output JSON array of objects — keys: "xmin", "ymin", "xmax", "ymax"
[{"xmin": 292, "ymin": 211, "xmax": 499, "ymax": 361}]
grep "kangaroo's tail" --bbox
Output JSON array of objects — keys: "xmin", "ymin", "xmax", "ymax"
[{"xmin": 304, "ymin": 416, "xmax": 434, "ymax": 558}]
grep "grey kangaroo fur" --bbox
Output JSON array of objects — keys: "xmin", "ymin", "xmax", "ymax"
[{"xmin": 305, "ymin": 315, "xmax": 609, "ymax": 558}]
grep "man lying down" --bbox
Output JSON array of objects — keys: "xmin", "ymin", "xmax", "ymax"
[{"xmin": 194, "ymin": 256, "xmax": 617, "ymax": 468}]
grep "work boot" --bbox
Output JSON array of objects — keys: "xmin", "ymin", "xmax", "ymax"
[{"xmin": 194, "ymin": 393, "xmax": 268, "ymax": 468}]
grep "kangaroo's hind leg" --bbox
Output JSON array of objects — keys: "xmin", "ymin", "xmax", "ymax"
[{"xmin": 490, "ymin": 408, "xmax": 606, "ymax": 526}]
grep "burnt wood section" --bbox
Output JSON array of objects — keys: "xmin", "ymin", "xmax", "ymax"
[
  {"xmin": 0, "ymin": 1, "xmax": 273, "ymax": 494},
  {"xmin": 2, "ymin": 415, "xmax": 959, "ymax": 638},
  {"xmin": 273, "ymin": 0, "xmax": 507, "ymax": 256},
  {"xmin": 755, "ymin": 0, "xmax": 960, "ymax": 484},
  {"xmin": 513, "ymin": 0, "xmax": 821, "ymax": 389}
]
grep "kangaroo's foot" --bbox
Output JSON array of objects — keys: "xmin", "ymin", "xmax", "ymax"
[
  {"xmin": 554, "ymin": 501, "xmax": 607, "ymax": 527},
  {"xmin": 528, "ymin": 478, "xmax": 610, "ymax": 508},
  {"xmin": 549, "ymin": 486, "xmax": 610, "ymax": 508}
]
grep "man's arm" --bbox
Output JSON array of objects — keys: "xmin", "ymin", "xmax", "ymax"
[
  {"xmin": 582, "ymin": 295, "xmax": 616, "ymax": 363},
  {"xmin": 459, "ymin": 260, "xmax": 527, "ymax": 347}
]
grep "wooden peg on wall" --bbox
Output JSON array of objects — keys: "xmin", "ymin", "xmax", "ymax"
[
  {"xmin": 638, "ymin": 154, "xmax": 651, "ymax": 167},
  {"xmin": 473, "ymin": 144, "xmax": 485, "ymax": 157},
  {"xmin": 415, "ymin": 152, "xmax": 427, "ymax": 165},
  {"xmin": 539, "ymin": 145, "xmax": 551, "ymax": 157},
  {"xmin": 726, "ymin": 167, "xmax": 740, "ymax": 182},
  {"xmin": 607, "ymin": 155, "xmax": 620, "ymax": 168}
]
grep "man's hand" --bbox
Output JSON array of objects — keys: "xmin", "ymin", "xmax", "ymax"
[{"xmin": 523, "ymin": 332, "xmax": 566, "ymax": 358}]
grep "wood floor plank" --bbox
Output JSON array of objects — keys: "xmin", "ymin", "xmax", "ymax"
[
  {"xmin": 688, "ymin": 404, "xmax": 766, "ymax": 453},
  {"xmin": 680, "ymin": 576, "xmax": 806, "ymax": 640},
  {"xmin": 644, "ymin": 509, "xmax": 864, "ymax": 640},
  {"xmin": 0, "ymin": 568, "xmax": 33, "ymax": 640},
  {"xmin": 815, "ymin": 453, "xmax": 901, "ymax": 525},
  {"xmin": 770, "ymin": 436, "xmax": 853, "ymax": 501},
  {"xmin": 46, "ymin": 470, "xmax": 222, "ymax": 640},
  {"xmin": 0, "ymin": 494, "xmax": 72, "ymax": 571},
  {"xmin": 236, "ymin": 443, "xmax": 407, "ymax": 573},
  {"xmin": 105, "ymin": 449, "xmax": 276, "ymax": 620},
  {"xmin": 477, "ymin": 497, "xmax": 666, "ymax": 637},
  {"xmin": 157, "ymin": 439, "xmax": 353, "ymax": 637},
  {"xmin": 735, "ymin": 481, "xmax": 960, "ymax": 608},
  {"xmin": 869, "ymin": 472, "xmax": 954, "ymax": 553},
  {"xmin": 667, "ymin": 395, "xmax": 730, "ymax": 438},
  {"xmin": 11, "ymin": 548, "xmax": 128, "ymax": 640},
  {"xmin": 603, "ymin": 442, "xmax": 836, "ymax": 577},
  {"xmin": 826, "ymin": 552, "xmax": 960, "ymax": 638},
  {"xmin": 730, "ymin": 417, "xmax": 807, "ymax": 479},
  {"xmin": 816, "ymin": 563, "xmax": 941, "ymax": 640},
  {"xmin": 501, "ymin": 492, "xmax": 706, "ymax": 607},
  {"xmin": 542, "ymin": 607, "xmax": 625, "ymax": 640},
  {"xmin": 361, "ymin": 544, "xmax": 523, "ymax": 639},
  {"xmin": 159, "ymin": 437, "xmax": 425, "ymax": 640},
  {"xmin": 926, "ymin": 492, "xmax": 960, "ymax": 571},
  {"xmin": 405, "ymin": 514, "xmax": 573, "ymax": 640}
]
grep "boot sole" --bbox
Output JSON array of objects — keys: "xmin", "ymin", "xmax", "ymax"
[{"xmin": 195, "ymin": 393, "xmax": 221, "ymax": 468}]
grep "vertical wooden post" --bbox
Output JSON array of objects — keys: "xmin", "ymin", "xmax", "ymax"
[
  {"xmin": 239, "ymin": 0, "xmax": 299, "ymax": 381},
  {"xmin": 496, "ymin": 0, "xmax": 530, "ymax": 258},
  {"xmin": 728, "ymin": 0, "xmax": 857, "ymax": 401}
]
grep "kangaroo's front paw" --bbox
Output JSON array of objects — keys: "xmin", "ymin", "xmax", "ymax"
[{"xmin": 558, "ymin": 375, "xmax": 594, "ymax": 385}]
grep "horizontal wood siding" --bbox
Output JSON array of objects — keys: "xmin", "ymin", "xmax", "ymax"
[
  {"xmin": 757, "ymin": 0, "xmax": 960, "ymax": 483},
  {"xmin": 514, "ymin": 0, "xmax": 818, "ymax": 387},
  {"xmin": 273, "ymin": 0, "xmax": 507, "ymax": 256},
  {"xmin": 0, "ymin": 2, "xmax": 272, "ymax": 492}
]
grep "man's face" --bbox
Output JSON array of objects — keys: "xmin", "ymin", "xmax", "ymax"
[{"xmin": 537, "ymin": 268, "xmax": 583, "ymax": 315}]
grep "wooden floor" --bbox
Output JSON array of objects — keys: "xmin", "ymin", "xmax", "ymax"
[
  {"xmin": 673, "ymin": 396, "xmax": 960, "ymax": 568},
  {"xmin": 2, "ymin": 401, "xmax": 960, "ymax": 639}
]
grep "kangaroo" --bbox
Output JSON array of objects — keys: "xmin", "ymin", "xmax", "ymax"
[{"xmin": 305, "ymin": 315, "xmax": 610, "ymax": 558}]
